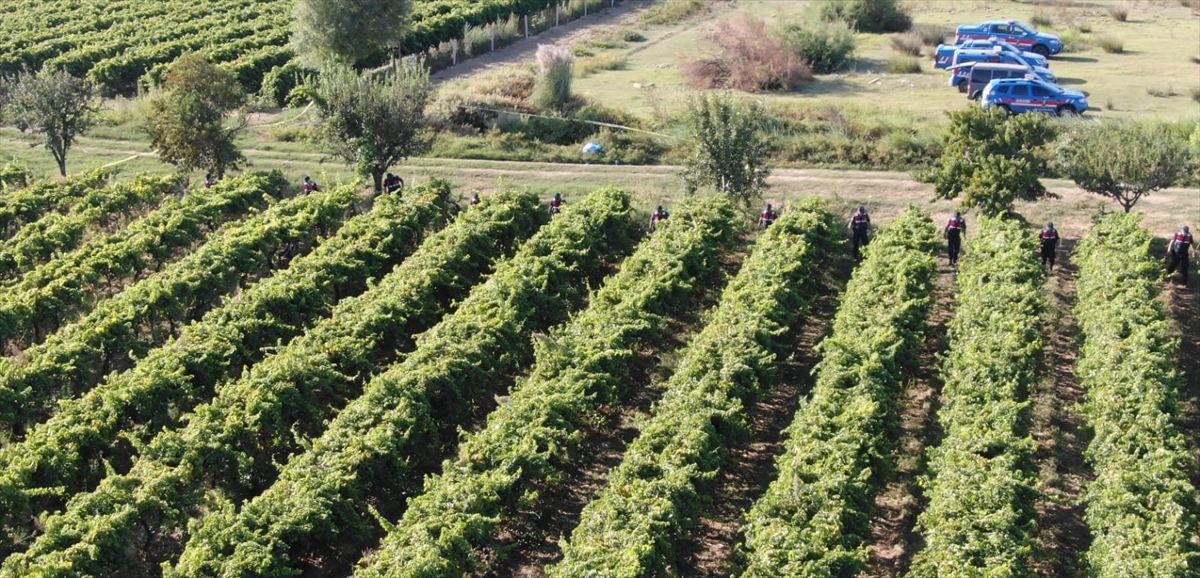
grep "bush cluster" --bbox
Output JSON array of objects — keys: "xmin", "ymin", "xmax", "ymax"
[{"xmin": 818, "ymin": 0, "xmax": 912, "ymax": 33}]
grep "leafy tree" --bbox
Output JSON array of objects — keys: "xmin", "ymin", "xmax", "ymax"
[
  {"xmin": 925, "ymin": 106, "xmax": 1057, "ymax": 218},
  {"xmin": 818, "ymin": 0, "xmax": 911, "ymax": 33},
  {"xmin": 293, "ymin": 0, "xmax": 412, "ymax": 67},
  {"xmin": 0, "ymin": 68, "xmax": 99, "ymax": 176},
  {"xmin": 679, "ymin": 92, "xmax": 772, "ymax": 206},
  {"xmin": 1060, "ymin": 121, "xmax": 1191, "ymax": 213},
  {"xmin": 144, "ymin": 55, "xmax": 247, "ymax": 178},
  {"xmin": 309, "ymin": 60, "xmax": 434, "ymax": 193}
]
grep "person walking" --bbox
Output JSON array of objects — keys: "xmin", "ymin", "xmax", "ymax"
[
  {"xmin": 204, "ymin": 173, "xmax": 217, "ymax": 189},
  {"xmin": 943, "ymin": 211, "xmax": 967, "ymax": 266},
  {"xmin": 758, "ymin": 204, "xmax": 779, "ymax": 230},
  {"xmin": 649, "ymin": 205, "xmax": 669, "ymax": 232},
  {"xmin": 1167, "ymin": 224, "xmax": 1196, "ymax": 286},
  {"xmin": 302, "ymin": 176, "xmax": 321, "ymax": 194},
  {"xmin": 848, "ymin": 205, "xmax": 871, "ymax": 261},
  {"xmin": 549, "ymin": 193, "xmax": 566, "ymax": 216},
  {"xmin": 1040, "ymin": 222, "xmax": 1060, "ymax": 270}
]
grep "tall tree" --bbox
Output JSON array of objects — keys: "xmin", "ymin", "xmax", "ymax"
[
  {"xmin": 0, "ymin": 68, "xmax": 99, "ymax": 177},
  {"xmin": 924, "ymin": 106, "xmax": 1057, "ymax": 218},
  {"xmin": 679, "ymin": 92, "xmax": 772, "ymax": 206},
  {"xmin": 309, "ymin": 60, "xmax": 434, "ymax": 193},
  {"xmin": 293, "ymin": 0, "xmax": 412, "ymax": 67},
  {"xmin": 144, "ymin": 55, "xmax": 247, "ymax": 178},
  {"xmin": 1060, "ymin": 121, "xmax": 1190, "ymax": 213}
]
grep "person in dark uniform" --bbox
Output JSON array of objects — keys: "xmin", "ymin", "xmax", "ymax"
[
  {"xmin": 1040, "ymin": 222, "xmax": 1060, "ymax": 270},
  {"xmin": 469, "ymin": 192, "xmax": 481, "ymax": 206},
  {"xmin": 848, "ymin": 205, "xmax": 871, "ymax": 261},
  {"xmin": 759, "ymin": 204, "xmax": 779, "ymax": 230},
  {"xmin": 384, "ymin": 173, "xmax": 404, "ymax": 194},
  {"xmin": 549, "ymin": 193, "xmax": 565, "ymax": 216},
  {"xmin": 1167, "ymin": 224, "xmax": 1196, "ymax": 286},
  {"xmin": 204, "ymin": 173, "xmax": 217, "ymax": 189},
  {"xmin": 943, "ymin": 211, "xmax": 967, "ymax": 266},
  {"xmin": 302, "ymin": 176, "xmax": 321, "ymax": 194},
  {"xmin": 649, "ymin": 205, "xmax": 669, "ymax": 231}
]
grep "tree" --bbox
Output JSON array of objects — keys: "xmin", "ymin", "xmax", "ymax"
[
  {"xmin": 309, "ymin": 60, "xmax": 434, "ymax": 193},
  {"xmin": 818, "ymin": 0, "xmax": 912, "ymax": 33},
  {"xmin": 679, "ymin": 92, "xmax": 772, "ymax": 206},
  {"xmin": 144, "ymin": 55, "xmax": 247, "ymax": 178},
  {"xmin": 293, "ymin": 0, "xmax": 412, "ymax": 67},
  {"xmin": 0, "ymin": 68, "xmax": 99, "ymax": 177},
  {"xmin": 924, "ymin": 106, "xmax": 1057, "ymax": 218},
  {"xmin": 1060, "ymin": 121, "xmax": 1190, "ymax": 213}
]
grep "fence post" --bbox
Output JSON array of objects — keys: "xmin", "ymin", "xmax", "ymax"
[
  {"xmin": 584, "ymin": 0, "xmax": 588, "ymax": 17},
  {"xmin": 491, "ymin": 25, "xmax": 495, "ymax": 52},
  {"xmin": 556, "ymin": 3, "xmax": 560, "ymax": 26},
  {"xmin": 525, "ymin": 14, "xmax": 529, "ymax": 38},
  {"xmin": 452, "ymin": 39, "xmax": 457, "ymax": 65}
]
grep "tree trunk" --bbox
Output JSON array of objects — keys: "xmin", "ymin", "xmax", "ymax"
[
  {"xmin": 53, "ymin": 149, "xmax": 67, "ymax": 177},
  {"xmin": 372, "ymin": 169, "xmax": 385, "ymax": 194}
]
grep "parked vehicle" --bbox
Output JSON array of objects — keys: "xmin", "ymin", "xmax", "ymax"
[
  {"xmin": 981, "ymin": 77, "xmax": 1089, "ymax": 116},
  {"xmin": 960, "ymin": 62, "xmax": 1059, "ymax": 100},
  {"xmin": 955, "ymin": 20, "xmax": 1064, "ymax": 57},
  {"xmin": 949, "ymin": 47, "xmax": 1057, "ymax": 91},
  {"xmin": 934, "ymin": 37, "xmax": 1048, "ymax": 69}
]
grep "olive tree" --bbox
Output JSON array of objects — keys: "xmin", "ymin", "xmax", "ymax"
[
  {"xmin": 679, "ymin": 92, "xmax": 772, "ymax": 206},
  {"xmin": 1060, "ymin": 121, "xmax": 1190, "ymax": 213},
  {"xmin": 0, "ymin": 68, "xmax": 99, "ymax": 176},
  {"xmin": 925, "ymin": 105, "xmax": 1057, "ymax": 218},
  {"xmin": 144, "ymin": 55, "xmax": 247, "ymax": 178},
  {"xmin": 309, "ymin": 59, "xmax": 434, "ymax": 193},
  {"xmin": 293, "ymin": 0, "xmax": 413, "ymax": 67}
]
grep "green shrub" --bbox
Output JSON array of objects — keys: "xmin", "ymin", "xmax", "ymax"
[
  {"xmin": 623, "ymin": 30, "xmax": 647, "ymax": 42},
  {"xmin": 594, "ymin": 128, "xmax": 668, "ymax": 164},
  {"xmin": 639, "ymin": 0, "xmax": 708, "ymax": 26},
  {"xmin": 911, "ymin": 23, "xmax": 947, "ymax": 45},
  {"xmin": 257, "ymin": 62, "xmax": 311, "ymax": 108},
  {"xmin": 818, "ymin": 0, "xmax": 911, "ymax": 33},
  {"xmin": 1059, "ymin": 28, "xmax": 1093, "ymax": 52},
  {"xmin": 888, "ymin": 56, "xmax": 922, "ymax": 73},
  {"xmin": 890, "ymin": 33, "xmax": 923, "ymax": 56},
  {"xmin": 778, "ymin": 18, "xmax": 856, "ymax": 74},
  {"xmin": 576, "ymin": 53, "xmax": 628, "ymax": 76},
  {"xmin": 1096, "ymin": 34, "xmax": 1124, "ymax": 53},
  {"xmin": 533, "ymin": 44, "xmax": 574, "ymax": 111}
]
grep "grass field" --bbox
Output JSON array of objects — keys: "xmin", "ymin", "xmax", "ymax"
[{"xmin": 0, "ymin": 0, "xmax": 1196, "ymax": 237}]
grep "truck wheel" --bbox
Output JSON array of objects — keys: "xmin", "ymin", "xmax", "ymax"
[
  {"xmin": 956, "ymin": 79, "xmax": 967, "ymax": 93},
  {"xmin": 970, "ymin": 91, "xmax": 981, "ymax": 101},
  {"xmin": 998, "ymin": 104, "xmax": 1013, "ymax": 116},
  {"xmin": 1056, "ymin": 105, "xmax": 1077, "ymax": 117},
  {"xmin": 1032, "ymin": 44, "xmax": 1050, "ymax": 57}
]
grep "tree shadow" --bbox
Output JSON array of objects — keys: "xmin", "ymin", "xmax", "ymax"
[
  {"xmin": 1056, "ymin": 77, "xmax": 1087, "ymax": 86},
  {"xmin": 1054, "ymin": 55, "xmax": 1098, "ymax": 63}
]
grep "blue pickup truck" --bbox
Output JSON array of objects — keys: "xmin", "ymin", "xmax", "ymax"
[
  {"xmin": 955, "ymin": 20, "xmax": 1064, "ymax": 57},
  {"xmin": 934, "ymin": 38, "xmax": 1049, "ymax": 70}
]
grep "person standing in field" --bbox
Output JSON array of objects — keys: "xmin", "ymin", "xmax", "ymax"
[
  {"xmin": 1040, "ymin": 222, "xmax": 1060, "ymax": 270},
  {"xmin": 549, "ymin": 193, "xmax": 566, "ymax": 216},
  {"xmin": 1167, "ymin": 224, "xmax": 1196, "ymax": 287},
  {"xmin": 758, "ymin": 204, "xmax": 778, "ymax": 230},
  {"xmin": 649, "ymin": 205, "xmax": 669, "ymax": 232},
  {"xmin": 943, "ymin": 211, "xmax": 967, "ymax": 266},
  {"xmin": 302, "ymin": 176, "xmax": 321, "ymax": 194},
  {"xmin": 848, "ymin": 205, "xmax": 871, "ymax": 261}
]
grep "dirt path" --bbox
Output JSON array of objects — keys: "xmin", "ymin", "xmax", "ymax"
[
  {"xmin": 864, "ymin": 257, "xmax": 957, "ymax": 578},
  {"xmin": 431, "ymin": 0, "xmax": 652, "ymax": 85},
  {"xmin": 1165, "ymin": 280, "xmax": 1200, "ymax": 497},
  {"xmin": 1027, "ymin": 241, "xmax": 1093, "ymax": 578},
  {"xmin": 668, "ymin": 254, "xmax": 853, "ymax": 577}
]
